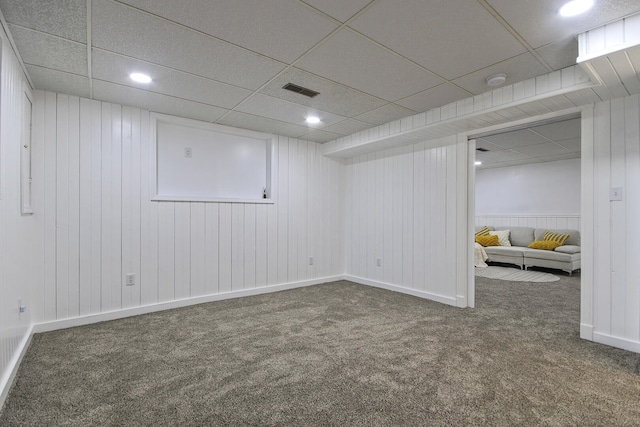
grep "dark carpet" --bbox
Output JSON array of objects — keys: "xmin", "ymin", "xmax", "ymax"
[{"xmin": 1, "ymin": 275, "xmax": 639, "ymax": 426}]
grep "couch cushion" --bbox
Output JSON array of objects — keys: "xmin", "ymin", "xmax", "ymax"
[
  {"xmin": 555, "ymin": 245, "xmax": 581, "ymax": 254},
  {"xmin": 485, "ymin": 246, "xmax": 527, "ymax": 257},
  {"xmin": 534, "ymin": 228, "xmax": 580, "ymax": 246},
  {"xmin": 475, "ymin": 225, "xmax": 494, "ymax": 233},
  {"xmin": 524, "ymin": 248, "xmax": 581, "ymax": 262},
  {"xmin": 497, "ymin": 226, "xmax": 534, "ymax": 247}
]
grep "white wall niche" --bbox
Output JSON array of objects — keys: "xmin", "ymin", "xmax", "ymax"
[{"xmin": 150, "ymin": 113, "xmax": 274, "ymax": 203}]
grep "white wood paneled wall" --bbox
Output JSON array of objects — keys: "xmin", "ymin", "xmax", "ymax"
[
  {"xmin": 581, "ymin": 95, "xmax": 640, "ymax": 353},
  {"xmin": 344, "ymin": 136, "xmax": 469, "ymax": 307},
  {"xmin": 0, "ymin": 34, "xmax": 37, "ymax": 405},
  {"xmin": 475, "ymin": 216, "xmax": 581, "ymax": 231},
  {"xmin": 31, "ymin": 91, "xmax": 344, "ymax": 323}
]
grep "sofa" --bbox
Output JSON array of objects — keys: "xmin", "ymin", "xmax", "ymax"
[{"xmin": 475, "ymin": 226, "xmax": 581, "ymax": 275}]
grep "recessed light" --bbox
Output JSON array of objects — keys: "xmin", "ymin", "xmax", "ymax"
[
  {"xmin": 306, "ymin": 116, "xmax": 321, "ymax": 124},
  {"xmin": 559, "ymin": 0, "xmax": 594, "ymax": 17},
  {"xmin": 486, "ymin": 73, "xmax": 507, "ymax": 86},
  {"xmin": 475, "ymin": 161, "xmax": 482, "ymax": 166},
  {"xmin": 130, "ymin": 73, "xmax": 152, "ymax": 84}
]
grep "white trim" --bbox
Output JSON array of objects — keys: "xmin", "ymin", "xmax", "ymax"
[
  {"xmin": 0, "ymin": 325, "xmax": 34, "ymax": 410},
  {"xmin": 593, "ymin": 332, "xmax": 640, "ymax": 354},
  {"xmin": 345, "ymin": 275, "xmax": 458, "ymax": 307},
  {"xmin": 580, "ymin": 323, "xmax": 594, "ymax": 340},
  {"xmin": 34, "ymin": 276, "xmax": 343, "ymax": 333},
  {"xmin": 475, "ymin": 214, "xmax": 581, "ymax": 218},
  {"xmin": 149, "ymin": 112, "xmax": 275, "ymax": 204}
]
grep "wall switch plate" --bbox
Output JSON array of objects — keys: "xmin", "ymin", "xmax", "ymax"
[
  {"xmin": 308, "ymin": 257, "xmax": 314, "ymax": 266},
  {"xmin": 184, "ymin": 147, "xmax": 192, "ymax": 158},
  {"xmin": 610, "ymin": 187, "xmax": 623, "ymax": 201},
  {"xmin": 376, "ymin": 258, "xmax": 382, "ymax": 267},
  {"xmin": 126, "ymin": 273, "xmax": 136, "ymax": 286}
]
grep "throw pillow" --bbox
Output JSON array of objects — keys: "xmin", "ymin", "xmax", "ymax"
[
  {"xmin": 528, "ymin": 240, "xmax": 562, "ymax": 250},
  {"xmin": 489, "ymin": 230, "xmax": 511, "ymax": 247},
  {"xmin": 476, "ymin": 235, "xmax": 500, "ymax": 247},
  {"xmin": 542, "ymin": 231, "xmax": 570, "ymax": 246},
  {"xmin": 475, "ymin": 226, "xmax": 490, "ymax": 237}
]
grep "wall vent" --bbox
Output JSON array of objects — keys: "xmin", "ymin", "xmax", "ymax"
[
  {"xmin": 476, "ymin": 148, "xmax": 489, "ymax": 152},
  {"xmin": 282, "ymin": 83, "xmax": 320, "ymax": 98}
]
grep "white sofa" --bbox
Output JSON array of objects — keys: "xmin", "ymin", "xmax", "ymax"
[{"xmin": 476, "ymin": 226, "xmax": 581, "ymax": 275}]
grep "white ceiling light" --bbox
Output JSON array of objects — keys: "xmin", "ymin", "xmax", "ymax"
[
  {"xmin": 559, "ymin": 0, "xmax": 594, "ymax": 17},
  {"xmin": 306, "ymin": 116, "xmax": 321, "ymax": 124},
  {"xmin": 486, "ymin": 73, "xmax": 507, "ymax": 86},
  {"xmin": 474, "ymin": 161, "xmax": 482, "ymax": 166},
  {"xmin": 130, "ymin": 72, "xmax": 152, "ymax": 83}
]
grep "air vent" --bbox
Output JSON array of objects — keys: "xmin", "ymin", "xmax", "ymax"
[
  {"xmin": 476, "ymin": 148, "xmax": 489, "ymax": 152},
  {"xmin": 282, "ymin": 83, "xmax": 320, "ymax": 98}
]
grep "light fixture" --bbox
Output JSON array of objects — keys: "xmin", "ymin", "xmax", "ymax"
[
  {"xmin": 130, "ymin": 72, "xmax": 152, "ymax": 84},
  {"xmin": 305, "ymin": 116, "xmax": 321, "ymax": 124},
  {"xmin": 559, "ymin": 0, "xmax": 594, "ymax": 17},
  {"xmin": 475, "ymin": 161, "xmax": 482, "ymax": 166},
  {"xmin": 486, "ymin": 73, "xmax": 507, "ymax": 87}
]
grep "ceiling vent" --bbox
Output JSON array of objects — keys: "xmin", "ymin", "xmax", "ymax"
[
  {"xmin": 476, "ymin": 148, "xmax": 490, "ymax": 152},
  {"xmin": 282, "ymin": 83, "xmax": 320, "ymax": 98}
]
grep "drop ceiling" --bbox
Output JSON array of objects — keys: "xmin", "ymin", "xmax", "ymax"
[
  {"xmin": 475, "ymin": 117, "xmax": 581, "ymax": 169},
  {"xmin": 1, "ymin": 0, "xmax": 639, "ymax": 150}
]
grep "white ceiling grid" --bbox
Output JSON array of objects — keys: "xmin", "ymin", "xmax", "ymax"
[{"xmin": 1, "ymin": 0, "xmax": 639, "ymax": 165}]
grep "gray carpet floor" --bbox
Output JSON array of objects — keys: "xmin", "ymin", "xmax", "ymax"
[{"xmin": 1, "ymin": 275, "xmax": 640, "ymax": 426}]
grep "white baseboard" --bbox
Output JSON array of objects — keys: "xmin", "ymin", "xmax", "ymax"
[
  {"xmin": 592, "ymin": 332, "xmax": 640, "ymax": 354},
  {"xmin": 34, "ymin": 276, "xmax": 343, "ymax": 334},
  {"xmin": 0, "ymin": 324, "xmax": 34, "ymax": 411},
  {"xmin": 580, "ymin": 323, "xmax": 594, "ymax": 340},
  {"xmin": 344, "ymin": 275, "xmax": 458, "ymax": 307}
]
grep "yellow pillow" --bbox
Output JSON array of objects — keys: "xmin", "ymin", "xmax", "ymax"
[
  {"xmin": 528, "ymin": 240, "xmax": 562, "ymax": 250},
  {"xmin": 542, "ymin": 231, "xmax": 570, "ymax": 246},
  {"xmin": 476, "ymin": 235, "xmax": 500, "ymax": 247},
  {"xmin": 475, "ymin": 226, "xmax": 490, "ymax": 237}
]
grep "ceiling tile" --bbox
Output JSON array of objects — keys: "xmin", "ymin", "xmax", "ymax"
[
  {"xmin": 26, "ymin": 65, "xmax": 90, "ymax": 97},
  {"xmin": 488, "ymin": 0, "xmax": 640, "ymax": 49},
  {"xmin": 217, "ymin": 111, "xmax": 309, "ymax": 138},
  {"xmin": 453, "ymin": 53, "xmax": 549, "ymax": 95},
  {"xmin": 530, "ymin": 118, "xmax": 581, "ymax": 141},
  {"xmin": 322, "ymin": 119, "xmax": 373, "ymax": 135},
  {"xmin": 296, "ymin": 29, "xmax": 444, "ymax": 101},
  {"xmin": 535, "ymin": 153, "xmax": 581, "ymax": 163},
  {"xmin": 349, "ymin": 0, "xmax": 526, "ymax": 80},
  {"xmin": 301, "ymin": 0, "xmax": 373, "ymax": 22},
  {"xmin": 534, "ymin": 38, "xmax": 579, "ymax": 71},
  {"xmin": 481, "ymin": 128, "xmax": 549, "ymax": 148},
  {"xmin": 298, "ymin": 129, "xmax": 342, "ymax": 143},
  {"xmin": 116, "ymin": 0, "xmax": 338, "ymax": 64},
  {"xmin": 236, "ymin": 93, "xmax": 347, "ymax": 128},
  {"xmin": 93, "ymin": 80, "xmax": 229, "ymax": 123},
  {"xmin": 259, "ymin": 67, "xmax": 386, "ymax": 117},
  {"xmin": 353, "ymin": 103, "xmax": 416, "ymax": 125},
  {"xmin": 91, "ymin": 0, "xmax": 285, "ymax": 90},
  {"xmin": 0, "ymin": 0, "xmax": 86, "ymax": 42},
  {"xmin": 477, "ymin": 149, "xmax": 530, "ymax": 162},
  {"xmin": 475, "ymin": 139, "xmax": 507, "ymax": 152},
  {"xmin": 92, "ymin": 49, "xmax": 252, "ymax": 109},
  {"xmin": 9, "ymin": 24, "xmax": 87, "ymax": 75},
  {"xmin": 396, "ymin": 83, "xmax": 471, "ymax": 113},
  {"xmin": 514, "ymin": 142, "xmax": 572, "ymax": 157},
  {"xmin": 557, "ymin": 137, "xmax": 581, "ymax": 152}
]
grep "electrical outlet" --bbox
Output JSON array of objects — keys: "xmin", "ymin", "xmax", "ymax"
[
  {"xmin": 610, "ymin": 187, "xmax": 623, "ymax": 201},
  {"xmin": 18, "ymin": 298, "xmax": 26, "ymax": 314},
  {"xmin": 308, "ymin": 257, "xmax": 314, "ymax": 266},
  {"xmin": 126, "ymin": 273, "xmax": 136, "ymax": 286},
  {"xmin": 184, "ymin": 147, "xmax": 192, "ymax": 158},
  {"xmin": 376, "ymin": 258, "xmax": 382, "ymax": 267}
]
